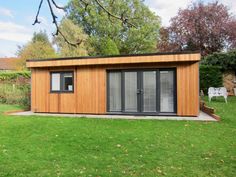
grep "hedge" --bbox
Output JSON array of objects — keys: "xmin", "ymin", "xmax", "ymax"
[
  {"xmin": 0, "ymin": 71, "xmax": 31, "ymax": 81},
  {"xmin": 0, "ymin": 71, "xmax": 31, "ymax": 109},
  {"xmin": 200, "ymin": 65, "xmax": 223, "ymax": 94},
  {"xmin": 201, "ymin": 50, "xmax": 236, "ymax": 71}
]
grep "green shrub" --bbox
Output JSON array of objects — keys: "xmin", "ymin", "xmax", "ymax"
[
  {"xmin": 18, "ymin": 85, "xmax": 31, "ymax": 110},
  {"xmin": 0, "ymin": 71, "xmax": 31, "ymax": 81},
  {"xmin": 99, "ymin": 37, "xmax": 120, "ymax": 55},
  {"xmin": 0, "ymin": 83, "xmax": 30, "ymax": 109},
  {"xmin": 200, "ymin": 65, "xmax": 223, "ymax": 94},
  {"xmin": 201, "ymin": 50, "xmax": 236, "ymax": 71},
  {"xmin": 0, "ymin": 71, "xmax": 31, "ymax": 109}
]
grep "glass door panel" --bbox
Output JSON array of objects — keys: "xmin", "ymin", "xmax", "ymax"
[
  {"xmin": 124, "ymin": 72, "xmax": 138, "ymax": 112},
  {"xmin": 160, "ymin": 70, "xmax": 174, "ymax": 112},
  {"xmin": 108, "ymin": 72, "xmax": 121, "ymax": 112},
  {"xmin": 142, "ymin": 71, "xmax": 157, "ymax": 112}
]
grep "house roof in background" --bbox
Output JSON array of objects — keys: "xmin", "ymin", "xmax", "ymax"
[{"xmin": 0, "ymin": 57, "xmax": 19, "ymax": 70}]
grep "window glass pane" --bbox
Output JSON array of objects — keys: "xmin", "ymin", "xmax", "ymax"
[
  {"xmin": 124, "ymin": 72, "xmax": 137, "ymax": 112},
  {"xmin": 143, "ymin": 71, "xmax": 156, "ymax": 112},
  {"xmin": 62, "ymin": 73, "xmax": 73, "ymax": 91},
  {"xmin": 51, "ymin": 73, "xmax": 60, "ymax": 91},
  {"xmin": 108, "ymin": 72, "xmax": 121, "ymax": 111},
  {"xmin": 160, "ymin": 70, "xmax": 174, "ymax": 112}
]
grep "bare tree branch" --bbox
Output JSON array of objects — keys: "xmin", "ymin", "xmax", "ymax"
[
  {"xmin": 33, "ymin": 0, "xmax": 136, "ymax": 47},
  {"xmin": 47, "ymin": 0, "xmax": 80, "ymax": 47},
  {"xmin": 51, "ymin": 0, "xmax": 66, "ymax": 10},
  {"xmin": 94, "ymin": 0, "xmax": 136, "ymax": 28},
  {"xmin": 32, "ymin": 0, "xmax": 43, "ymax": 25},
  {"xmin": 80, "ymin": 0, "xmax": 89, "ymax": 10}
]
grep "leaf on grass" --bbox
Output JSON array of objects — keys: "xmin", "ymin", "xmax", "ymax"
[{"xmin": 220, "ymin": 159, "xmax": 224, "ymax": 163}]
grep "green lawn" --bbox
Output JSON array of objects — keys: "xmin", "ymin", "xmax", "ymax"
[{"xmin": 0, "ymin": 98, "xmax": 235, "ymax": 177}]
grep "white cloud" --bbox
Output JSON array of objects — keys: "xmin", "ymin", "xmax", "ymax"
[
  {"xmin": 27, "ymin": 15, "xmax": 50, "ymax": 27},
  {"xmin": 0, "ymin": 32, "xmax": 31, "ymax": 43},
  {"xmin": 52, "ymin": 1, "xmax": 67, "ymax": 17},
  {"xmin": 0, "ymin": 21, "xmax": 30, "ymax": 33},
  {"xmin": 27, "ymin": 15, "xmax": 55, "ymax": 33},
  {"xmin": 221, "ymin": 0, "xmax": 236, "ymax": 16},
  {"xmin": 0, "ymin": 40, "xmax": 18, "ymax": 57},
  {"xmin": 144, "ymin": 0, "xmax": 191, "ymax": 26},
  {"xmin": 0, "ymin": 7, "xmax": 14, "ymax": 18},
  {"xmin": 54, "ymin": 6, "xmax": 66, "ymax": 17},
  {"xmin": 0, "ymin": 18, "xmax": 55, "ymax": 57},
  {"xmin": 38, "ymin": 16, "xmax": 50, "ymax": 28},
  {"xmin": 0, "ymin": 21, "xmax": 31, "ymax": 43},
  {"xmin": 145, "ymin": 0, "xmax": 236, "ymax": 26}
]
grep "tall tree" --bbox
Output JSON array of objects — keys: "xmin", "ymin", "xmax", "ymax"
[
  {"xmin": 90, "ymin": 36, "xmax": 120, "ymax": 56},
  {"xmin": 17, "ymin": 31, "xmax": 56, "ymax": 69},
  {"xmin": 157, "ymin": 1, "xmax": 236, "ymax": 55},
  {"xmin": 32, "ymin": 30, "xmax": 51, "ymax": 43},
  {"xmin": 53, "ymin": 18, "xmax": 91, "ymax": 57},
  {"xmin": 67, "ymin": 0, "xmax": 160, "ymax": 55}
]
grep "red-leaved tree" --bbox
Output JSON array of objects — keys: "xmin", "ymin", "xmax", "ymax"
[{"xmin": 157, "ymin": 1, "xmax": 236, "ymax": 55}]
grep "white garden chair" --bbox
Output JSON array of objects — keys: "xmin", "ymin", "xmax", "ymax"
[{"xmin": 208, "ymin": 87, "xmax": 228, "ymax": 103}]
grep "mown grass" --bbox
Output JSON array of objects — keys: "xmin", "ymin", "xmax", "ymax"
[{"xmin": 0, "ymin": 97, "xmax": 235, "ymax": 176}]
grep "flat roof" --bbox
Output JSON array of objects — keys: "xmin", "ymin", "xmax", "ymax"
[
  {"xmin": 27, "ymin": 51, "xmax": 200, "ymax": 62},
  {"xmin": 26, "ymin": 51, "xmax": 201, "ymax": 68}
]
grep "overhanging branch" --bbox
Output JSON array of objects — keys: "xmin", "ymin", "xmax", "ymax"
[
  {"xmin": 47, "ymin": 0, "xmax": 79, "ymax": 47},
  {"xmin": 94, "ymin": 0, "xmax": 136, "ymax": 28},
  {"xmin": 32, "ymin": 0, "xmax": 43, "ymax": 25},
  {"xmin": 33, "ymin": 0, "xmax": 137, "ymax": 47},
  {"xmin": 51, "ymin": 0, "xmax": 66, "ymax": 10}
]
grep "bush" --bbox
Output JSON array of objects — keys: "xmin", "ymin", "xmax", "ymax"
[
  {"xmin": 18, "ymin": 85, "xmax": 31, "ymax": 110},
  {"xmin": 99, "ymin": 37, "xmax": 120, "ymax": 55},
  {"xmin": 0, "ymin": 83, "xmax": 30, "ymax": 109},
  {"xmin": 0, "ymin": 71, "xmax": 31, "ymax": 109},
  {"xmin": 0, "ymin": 71, "xmax": 30, "ymax": 81},
  {"xmin": 201, "ymin": 50, "xmax": 236, "ymax": 71},
  {"xmin": 200, "ymin": 65, "xmax": 223, "ymax": 94}
]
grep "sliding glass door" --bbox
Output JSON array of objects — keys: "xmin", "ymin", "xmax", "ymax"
[{"xmin": 107, "ymin": 69, "xmax": 176, "ymax": 114}]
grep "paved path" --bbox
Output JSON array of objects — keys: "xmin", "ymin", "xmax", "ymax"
[{"xmin": 10, "ymin": 111, "xmax": 217, "ymax": 121}]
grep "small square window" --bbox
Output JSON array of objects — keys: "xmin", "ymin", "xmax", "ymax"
[
  {"xmin": 50, "ymin": 72, "xmax": 74, "ymax": 93},
  {"xmin": 62, "ymin": 73, "xmax": 73, "ymax": 91}
]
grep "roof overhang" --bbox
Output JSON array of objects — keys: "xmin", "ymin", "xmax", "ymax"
[{"xmin": 26, "ymin": 52, "xmax": 201, "ymax": 68}]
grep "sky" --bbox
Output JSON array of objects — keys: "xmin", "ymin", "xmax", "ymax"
[{"xmin": 0, "ymin": 0, "xmax": 235, "ymax": 57}]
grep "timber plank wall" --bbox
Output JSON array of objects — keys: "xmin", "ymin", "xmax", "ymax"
[{"xmin": 30, "ymin": 61, "xmax": 199, "ymax": 116}]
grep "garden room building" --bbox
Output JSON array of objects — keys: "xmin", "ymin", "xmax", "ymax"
[{"xmin": 26, "ymin": 51, "xmax": 200, "ymax": 117}]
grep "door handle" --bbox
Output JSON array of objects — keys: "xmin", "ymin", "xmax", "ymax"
[
  {"xmin": 137, "ymin": 89, "xmax": 144, "ymax": 94},
  {"xmin": 140, "ymin": 89, "xmax": 143, "ymax": 94},
  {"xmin": 137, "ymin": 89, "xmax": 140, "ymax": 94}
]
